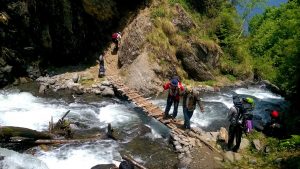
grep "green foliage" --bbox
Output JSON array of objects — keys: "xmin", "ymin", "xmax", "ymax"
[
  {"xmin": 279, "ymin": 135, "xmax": 300, "ymax": 149},
  {"xmin": 249, "ymin": 1, "xmax": 300, "ymax": 96},
  {"xmin": 151, "ymin": 6, "xmax": 167, "ymax": 18}
]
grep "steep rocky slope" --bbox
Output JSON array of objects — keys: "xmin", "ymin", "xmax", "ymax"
[{"xmin": 0, "ymin": 0, "xmax": 148, "ymax": 87}]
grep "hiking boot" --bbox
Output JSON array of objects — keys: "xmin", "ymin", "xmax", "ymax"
[{"xmin": 163, "ymin": 115, "xmax": 172, "ymax": 119}]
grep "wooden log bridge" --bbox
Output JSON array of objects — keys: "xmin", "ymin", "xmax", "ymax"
[{"xmin": 106, "ymin": 76, "xmax": 221, "ymax": 157}]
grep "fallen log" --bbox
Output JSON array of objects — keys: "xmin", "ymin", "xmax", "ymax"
[
  {"xmin": 34, "ymin": 138, "xmax": 100, "ymax": 144},
  {"xmin": 122, "ymin": 155, "xmax": 147, "ymax": 169},
  {"xmin": 0, "ymin": 126, "xmax": 52, "ymax": 141}
]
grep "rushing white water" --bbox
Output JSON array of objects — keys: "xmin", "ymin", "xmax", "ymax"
[
  {"xmin": 36, "ymin": 140, "xmax": 120, "ymax": 169},
  {"xmin": 235, "ymin": 87, "xmax": 284, "ymax": 100},
  {"xmin": 0, "ymin": 90, "xmax": 166, "ymax": 169},
  {"xmin": 0, "ymin": 148, "xmax": 49, "ymax": 169}
]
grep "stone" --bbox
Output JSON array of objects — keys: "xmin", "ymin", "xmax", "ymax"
[
  {"xmin": 101, "ymin": 87, "xmax": 115, "ymax": 97},
  {"xmin": 72, "ymin": 74, "xmax": 79, "ymax": 83},
  {"xmin": 175, "ymin": 145, "xmax": 182, "ymax": 151},
  {"xmin": 275, "ymin": 158, "xmax": 283, "ymax": 164},
  {"xmin": 218, "ymin": 127, "xmax": 228, "ymax": 143},
  {"xmin": 178, "ymin": 157, "xmax": 192, "ymax": 169},
  {"xmin": 249, "ymin": 159, "xmax": 257, "ymax": 165},
  {"xmin": 39, "ymin": 84, "xmax": 47, "ymax": 94},
  {"xmin": 233, "ymin": 152, "xmax": 242, "ymax": 161},
  {"xmin": 224, "ymin": 151, "xmax": 234, "ymax": 162},
  {"xmin": 253, "ymin": 139, "xmax": 262, "ymax": 151},
  {"xmin": 240, "ymin": 138, "xmax": 250, "ymax": 150},
  {"xmin": 101, "ymin": 81, "xmax": 111, "ymax": 86}
]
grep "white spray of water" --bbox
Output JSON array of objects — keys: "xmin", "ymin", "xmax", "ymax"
[
  {"xmin": 36, "ymin": 140, "xmax": 120, "ymax": 169},
  {"xmin": 0, "ymin": 148, "xmax": 49, "ymax": 169},
  {"xmin": 235, "ymin": 87, "xmax": 283, "ymax": 100},
  {"xmin": 0, "ymin": 92, "xmax": 67, "ymax": 131},
  {"xmin": 98, "ymin": 103, "xmax": 140, "ymax": 127}
]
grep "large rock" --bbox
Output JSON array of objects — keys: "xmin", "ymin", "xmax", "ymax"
[
  {"xmin": 176, "ymin": 40, "xmax": 222, "ymax": 81},
  {"xmin": 118, "ymin": 13, "xmax": 152, "ymax": 67}
]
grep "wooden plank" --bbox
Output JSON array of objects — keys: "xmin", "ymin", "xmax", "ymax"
[{"xmin": 128, "ymin": 95, "xmax": 142, "ymax": 100}]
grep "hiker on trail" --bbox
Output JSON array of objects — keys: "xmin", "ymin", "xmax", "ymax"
[
  {"xmin": 227, "ymin": 95, "xmax": 255, "ymax": 152},
  {"xmin": 98, "ymin": 53, "xmax": 105, "ymax": 78},
  {"xmin": 112, "ymin": 32, "xmax": 122, "ymax": 50},
  {"xmin": 182, "ymin": 86, "xmax": 204, "ymax": 129},
  {"xmin": 263, "ymin": 110, "xmax": 285, "ymax": 138},
  {"xmin": 163, "ymin": 77, "xmax": 184, "ymax": 119}
]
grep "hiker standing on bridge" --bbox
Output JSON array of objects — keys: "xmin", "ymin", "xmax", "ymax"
[
  {"xmin": 182, "ymin": 86, "xmax": 204, "ymax": 129},
  {"xmin": 163, "ymin": 77, "xmax": 184, "ymax": 119}
]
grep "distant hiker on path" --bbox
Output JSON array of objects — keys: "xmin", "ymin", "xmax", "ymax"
[
  {"xmin": 98, "ymin": 53, "xmax": 105, "ymax": 78},
  {"xmin": 182, "ymin": 86, "xmax": 204, "ymax": 129},
  {"xmin": 112, "ymin": 32, "xmax": 122, "ymax": 50},
  {"xmin": 163, "ymin": 77, "xmax": 184, "ymax": 119}
]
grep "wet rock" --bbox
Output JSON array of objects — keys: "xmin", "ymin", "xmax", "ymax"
[
  {"xmin": 19, "ymin": 77, "xmax": 29, "ymax": 84},
  {"xmin": 91, "ymin": 164, "xmax": 116, "ymax": 169},
  {"xmin": 101, "ymin": 86, "xmax": 114, "ymax": 97},
  {"xmin": 39, "ymin": 84, "xmax": 47, "ymax": 94}
]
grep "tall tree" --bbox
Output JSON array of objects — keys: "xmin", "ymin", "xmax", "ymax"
[{"xmin": 249, "ymin": 0, "xmax": 300, "ymax": 96}]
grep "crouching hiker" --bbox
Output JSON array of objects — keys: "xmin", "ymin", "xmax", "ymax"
[{"xmin": 182, "ymin": 86, "xmax": 204, "ymax": 129}]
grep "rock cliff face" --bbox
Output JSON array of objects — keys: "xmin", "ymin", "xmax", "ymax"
[{"xmin": 0, "ymin": 0, "xmax": 147, "ymax": 87}]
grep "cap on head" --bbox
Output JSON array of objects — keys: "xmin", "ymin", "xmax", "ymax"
[
  {"xmin": 170, "ymin": 79, "xmax": 178, "ymax": 87},
  {"xmin": 271, "ymin": 110, "xmax": 279, "ymax": 118}
]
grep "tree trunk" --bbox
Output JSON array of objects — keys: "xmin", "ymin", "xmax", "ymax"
[{"xmin": 0, "ymin": 126, "xmax": 52, "ymax": 141}]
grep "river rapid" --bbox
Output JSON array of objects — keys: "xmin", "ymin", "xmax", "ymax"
[{"xmin": 0, "ymin": 83, "xmax": 288, "ymax": 169}]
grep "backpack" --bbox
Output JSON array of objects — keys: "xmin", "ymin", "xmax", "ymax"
[
  {"xmin": 186, "ymin": 92, "xmax": 196, "ymax": 111},
  {"xmin": 112, "ymin": 33, "xmax": 118, "ymax": 39}
]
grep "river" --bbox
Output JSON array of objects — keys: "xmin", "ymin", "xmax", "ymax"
[{"xmin": 0, "ymin": 84, "xmax": 287, "ymax": 169}]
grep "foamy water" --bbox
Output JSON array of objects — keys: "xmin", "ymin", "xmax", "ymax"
[{"xmin": 0, "ymin": 91, "xmax": 165, "ymax": 169}]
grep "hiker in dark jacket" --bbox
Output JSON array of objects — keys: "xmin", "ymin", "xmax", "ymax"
[
  {"xmin": 227, "ymin": 95, "xmax": 244, "ymax": 152},
  {"xmin": 163, "ymin": 78, "xmax": 184, "ymax": 119},
  {"xmin": 182, "ymin": 86, "xmax": 204, "ymax": 129}
]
